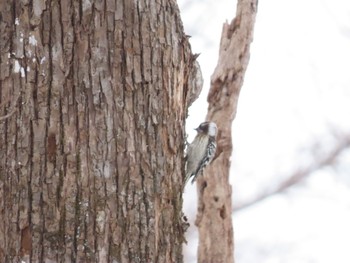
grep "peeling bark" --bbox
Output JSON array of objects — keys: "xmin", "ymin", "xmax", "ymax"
[
  {"xmin": 0, "ymin": 1, "xmax": 196, "ymax": 262},
  {"xmin": 195, "ymin": 0, "xmax": 258, "ymax": 263}
]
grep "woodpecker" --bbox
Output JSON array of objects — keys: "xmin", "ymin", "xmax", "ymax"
[{"xmin": 185, "ymin": 121, "xmax": 217, "ymax": 184}]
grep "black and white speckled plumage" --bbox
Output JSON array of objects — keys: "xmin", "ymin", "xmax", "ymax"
[{"xmin": 185, "ymin": 122, "xmax": 217, "ymax": 184}]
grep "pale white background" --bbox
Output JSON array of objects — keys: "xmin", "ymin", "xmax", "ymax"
[{"xmin": 178, "ymin": 0, "xmax": 350, "ymax": 262}]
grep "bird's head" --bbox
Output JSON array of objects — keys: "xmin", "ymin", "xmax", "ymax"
[{"xmin": 195, "ymin": 122, "xmax": 217, "ymax": 137}]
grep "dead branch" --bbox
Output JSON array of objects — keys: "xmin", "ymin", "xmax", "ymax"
[{"xmin": 234, "ymin": 135, "xmax": 350, "ymax": 212}]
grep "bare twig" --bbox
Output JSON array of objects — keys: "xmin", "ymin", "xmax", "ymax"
[
  {"xmin": 234, "ymin": 135, "xmax": 350, "ymax": 212},
  {"xmin": 0, "ymin": 108, "xmax": 17, "ymax": 122},
  {"xmin": 0, "ymin": 93, "xmax": 20, "ymax": 122}
]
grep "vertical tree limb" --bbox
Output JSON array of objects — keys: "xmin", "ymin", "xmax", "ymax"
[
  {"xmin": 0, "ymin": 1, "xmax": 195, "ymax": 262},
  {"xmin": 195, "ymin": 1, "xmax": 258, "ymax": 262}
]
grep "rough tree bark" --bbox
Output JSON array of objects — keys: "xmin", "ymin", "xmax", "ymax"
[
  {"xmin": 0, "ymin": 1, "xmax": 197, "ymax": 262},
  {"xmin": 195, "ymin": 0, "xmax": 258, "ymax": 262}
]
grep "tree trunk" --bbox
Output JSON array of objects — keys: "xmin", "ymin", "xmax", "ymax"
[
  {"xmin": 0, "ymin": 1, "xmax": 195, "ymax": 262},
  {"xmin": 195, "ymin": 0, "xmax": 258, "ymax": 262}
]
